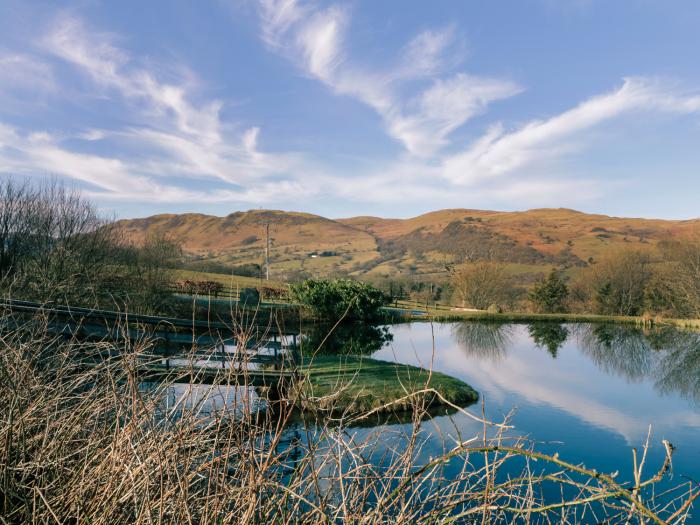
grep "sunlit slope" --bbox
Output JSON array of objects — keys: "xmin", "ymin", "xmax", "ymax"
[
  {"xmin": 117, "ymin": 208, "xmax": 700, "ymax": 281},
  {"xmin": 115, "ymin": 210, "xmax": 380, "ymax": 277},
  {"xmin": 341, "ymin": 208, "xmax": 700, "ymax": 264}
]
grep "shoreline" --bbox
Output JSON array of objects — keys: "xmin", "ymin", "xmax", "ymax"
[{"xmin": 391, "ymin": 309, "xmax": 700, "ymax": 330}]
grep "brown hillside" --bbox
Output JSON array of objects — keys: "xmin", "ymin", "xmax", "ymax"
[{"xmin": 116, "ymin": 208, "xmax": 700, "ymax": 281}]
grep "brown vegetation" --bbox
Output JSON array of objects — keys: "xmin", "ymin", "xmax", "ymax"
[
  {"xmin": 114, "ymin": 208, "xmax": 700, "ymax": 295},
  {"xmin": 0, "ymin": 178, "xmax": 180, "ymax": 315},
  {"xmin": 567, "ymin": 239, "xmax": 700, "ymax": 318}
]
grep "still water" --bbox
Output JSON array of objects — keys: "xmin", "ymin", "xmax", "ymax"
[
  {"xmin": 149, "ymin": 321, "xmax": 700, "ymax": 509},
  {"xmin": 368, "ymin": 322, "xmax": 700, "ymax": 486}
]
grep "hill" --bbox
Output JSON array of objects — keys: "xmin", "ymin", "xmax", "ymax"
[{"xmin": 115, "ymin": 208, "xmax": 700, "ymax": 283}]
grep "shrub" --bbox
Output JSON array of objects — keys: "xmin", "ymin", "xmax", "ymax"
[
  {"xmin": 657, "ymin": 237, "xmax": 700, "ymax": 317},
  {"xmin": 241, "ymin": 235, "xmax": 258, "ymax": 245},
  {"xmin": 196, "ymin": 280, "xmax": 223, "ymax": 297},
  {"xmin": 290, "ymin": 278, "xmax": 387, "ymax": 321}
]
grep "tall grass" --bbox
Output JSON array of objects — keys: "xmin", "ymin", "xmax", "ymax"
[{"xmin": 0, "ymin": 310, "xmax": 697, "ymax": 524}]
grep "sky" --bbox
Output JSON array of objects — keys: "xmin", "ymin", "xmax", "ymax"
[{"xmin": 1, "ymin": 0, "xmax": 700, "ymax": 220}]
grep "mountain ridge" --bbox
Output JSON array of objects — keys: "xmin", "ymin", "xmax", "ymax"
[{"xmin": 115, "ymin": 208, "xmax": 700, "ymax": 282}]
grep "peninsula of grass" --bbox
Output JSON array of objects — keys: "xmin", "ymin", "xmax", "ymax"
[{"xmin": 295, "ymin": 355, "xmax": 478, "ymax": 414}]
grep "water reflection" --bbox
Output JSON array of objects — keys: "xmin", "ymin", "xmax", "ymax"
[
  {"xmin": 139, "ymin": 382, "xmax": 266, "ymax": 422},
  {"xmin": 574, "ymin": 325, "xmax": 700, "ymax": 404},
  {"xmin": 450, "ymin": 320, "xmax": 700, "ymax": 405},
  {"xmin": 655, "ymin": 336, "xmax": 700, "ymax": 402},
  {"xmin": 455, "ymin": 321, "xmax": 700, "ymax": 406},
  {"xmin": 452, "ymin": 322, "xmax": 512, "ymax": 360},
  {"xmin": 576, "ymin": 324, "xmax": 657, "ymax": 381},
  {"xmin": 528, "ymin": 323, "xmax": 569, "ymax": 358},
  {"xmin": 299, "ymin": 323, "xmax": 393, "ymax": 355}
]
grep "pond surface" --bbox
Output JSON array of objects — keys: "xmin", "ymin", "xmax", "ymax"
[
  {"xmin": 365, "ymin": 322, "xmax": 700, "ymax": 487},
  {"xmin": 146, "ymin": 320, "xmax": 700, "ymax": 509}
]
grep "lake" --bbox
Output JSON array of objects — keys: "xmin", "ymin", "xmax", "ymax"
[
  {"xmin": 148, "ymin": 321, "xmax": 700, "ymax": 518},
  {"xmin": 365, "ymin": 322, "xmax": 700, "ymax": 487}
]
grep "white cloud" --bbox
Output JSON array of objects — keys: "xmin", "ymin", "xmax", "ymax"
[
  {"xmin": 296, "ymin": 6, "xmax": 346, "ymax": 81},
  {"xmin": 388, "ymin": 74, "xmax": 521, "ymax": 157},
  {"xmin": 0, "ymin": 52, "xmax": 56, "ymax": 110},
  {"xmin": 399, "ymin": 28, "xmax": 460, "ymax": 79},
  {"xmin": 0, "ymin": 121, "xmax": 318, "ymax": 204},
  {"xmin": 0, "ymin": 124, "xmax": 162, "ymax": 195},
  {"xmin": 442, "ymin": 77, "xmax": 700, "ymax": 184},
  {"xmin": 255, "ymin": 0, "xmax": 520, "ymax": 157},
  {"xmin": 0, "ymin": 13, "xmax": 321, "ymax": 203},
  {"xmin": 42, "ymin": 15, "xmax": 222, "ymax": 142}
]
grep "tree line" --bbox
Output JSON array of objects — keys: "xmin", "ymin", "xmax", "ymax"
[{"xmin": 451, "ymin": 241, "xmax": 700, "ymax": 318}]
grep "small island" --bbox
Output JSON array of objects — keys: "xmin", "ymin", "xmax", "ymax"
[{"xmin": 294, "ymin": 355, "xmax": 478, "ymax": 414}]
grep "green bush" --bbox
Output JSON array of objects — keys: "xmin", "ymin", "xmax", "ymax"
[{"xmin": 290, "ymin": 279, "xmax": 387, "ymax": 321}]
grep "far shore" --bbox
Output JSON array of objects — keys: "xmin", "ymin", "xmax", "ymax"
[{"xmin": 399, "ymin": 308, "xmax": 700, "ymax": 330}]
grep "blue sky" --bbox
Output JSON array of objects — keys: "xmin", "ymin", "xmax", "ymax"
[{"xmin": 1, "ymin": 0, "xmax": 700, "ymax": 219}]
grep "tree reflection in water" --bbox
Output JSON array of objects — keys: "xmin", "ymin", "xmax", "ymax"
[
  {"xmin": 452, "ymin": 322, "xmax": 513, "ymax": 361},
  {"xmin": 576, "ymin": 324, "xmax": 658, "ymax": 381},
  {"xmin": 577, "ymin": 324, "xmax": 700, "ymax": 404},
  {"xmin": 299, "ymin": 323, "xmax": 393, "ymax": 356},
  {"xmin": 527, "ymin": 323, "xmax": 569, "ymax": 358},
  {"xmin": 300, "ymin": 320, "xmax": 700, "ymax": 405},
  {"xmin": 654, "ymin": 331, "xmax": 700, "ymax": 403}
]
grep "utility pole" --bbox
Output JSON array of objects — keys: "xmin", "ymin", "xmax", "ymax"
[{"xmin": 264, "ymin": 222, "xmax": 270, "ymax": 281}]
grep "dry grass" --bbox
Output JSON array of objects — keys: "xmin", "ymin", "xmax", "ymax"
[
  {"xmin": 170, "ymin": 268, "xmax": 287, "ymax": 291},
  {"xmin": 0, "ymin": 310, "xmax": 697, "ymax": 524}
]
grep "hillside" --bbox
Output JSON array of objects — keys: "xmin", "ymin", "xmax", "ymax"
[{"xmin": 116, "ymin": 208, "xmax": 700, "ymax": 283}]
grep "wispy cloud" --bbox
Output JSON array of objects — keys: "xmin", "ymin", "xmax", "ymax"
[
  {"xmin": 442, "ymin": 77, "xmax": 700, "ymax": 184},
  {"xmin": 255, "ymin": 0, "xmax": 521, "ymax": 157},
  {"xmin": 0, "ymin": 13, "xmax": 320, "ymax": 202},
  {"xmin": 0, "ymin": 123, "xmax": 163, "ymax": 195},
  {"xmin": 0, "ymin": 122, "xmax": 317, "ymax": 203},
  {"xmin": 0, "ymin": 52, "xmax": 55, "ymax": 107},
  {"xmin": 42, "ymin": 15, "xmax": 223, "ymax": 144}
]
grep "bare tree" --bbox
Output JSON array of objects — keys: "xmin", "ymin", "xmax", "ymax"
[
  {"xmin": 0, "ymin": 178, "xmax": 122, "ymax": 306},
  {"xmin": 656, "ymin": 236, "xmax": 700, "ymax": 317},
  {"xmin": 581, "ymin": 249, "xmax": 653, "ymax": 316},
  {"xmin": 116, "ymin": 233, "xmax": 182, "ymax": 314},
  {"xmin": 452, "ymin": 261, "xmax": 512, "ymax": 310},
  {"xmin": 0, "ymin": 178, "xmax": 41, "ymax": 278}
]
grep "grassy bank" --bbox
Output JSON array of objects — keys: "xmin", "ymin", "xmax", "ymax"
[{"xmin": 295, "ymin": 355, "xmax": 478, "ymax": 414}]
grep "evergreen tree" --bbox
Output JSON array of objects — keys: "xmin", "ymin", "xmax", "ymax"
[{"xmin": 529, "ymin": 270, "xmax": 569, "ymax": 313}]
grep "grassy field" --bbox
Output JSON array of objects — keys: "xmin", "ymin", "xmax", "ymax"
[
  {"xmin": 170, "ymin": 268, "xmax": 287, "ymax": 290},
  {"xmin": 169, "ymin": 268, "xmax": 700, "ymax": 330},
  {"xmin": 296, "ymin": 355, "xmax": 478, "ymax": 414}
]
